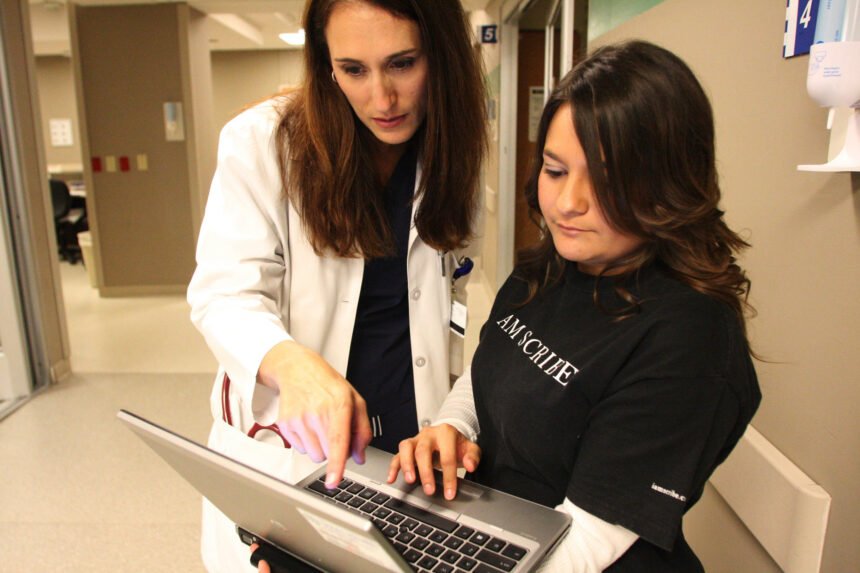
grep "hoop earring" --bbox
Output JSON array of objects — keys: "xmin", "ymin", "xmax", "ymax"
[{"xmin": 331, "ymin": 70, "xmax": 337, "ymax": 84}]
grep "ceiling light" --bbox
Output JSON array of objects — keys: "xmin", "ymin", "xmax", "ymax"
[{"xmin": 279, "ymin": 29, "xmax": 305, "ymax": 46}]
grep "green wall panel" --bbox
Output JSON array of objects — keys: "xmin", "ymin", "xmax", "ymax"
[{"xmin": 588, "ymin": 0, "xmax": 665, "ymax": 39}]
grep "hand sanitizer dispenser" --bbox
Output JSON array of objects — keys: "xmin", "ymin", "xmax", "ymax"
[{"xmin": 797, "ymin": 40, "xmax": 860, "ymax": 172}]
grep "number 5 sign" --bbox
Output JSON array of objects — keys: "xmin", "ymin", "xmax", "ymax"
[
  {"xmin": 480, "ymin": 25, "xmax": 498, "ymax": 44},
  {"xmin": 784, "ymin": 0, "xmax": 820, "ymax": 58}
]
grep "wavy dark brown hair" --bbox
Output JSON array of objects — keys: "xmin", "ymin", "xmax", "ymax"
[
  {"xmin": 276, "ymin": 0, "xmax": 487, "ymax": 257},
  {"xmin": 518, "ymin": 40, "xmax": 755, "ymax": 341}
]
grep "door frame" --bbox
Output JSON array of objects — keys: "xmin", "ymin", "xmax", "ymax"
[{"xmin": 496, "ymin": 0, "xmax": 575, "ymax": 288}]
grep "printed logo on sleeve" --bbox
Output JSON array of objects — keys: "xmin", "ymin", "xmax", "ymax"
[
  {"xmin": 496, "ymin": 314, "xmax": 580, "ymax": 386},
  {"xmin": 650, "ymin": 483, "xmax": 687, "ymax": 502}
]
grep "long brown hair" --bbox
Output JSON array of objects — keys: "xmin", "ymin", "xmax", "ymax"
[
  {"xmin": 519, "ymin": 40, "xmax": 755, "ymax": 339},
  {"xmin": 277, "ymin": 0, "xmax": 487, "ymax": 258}
]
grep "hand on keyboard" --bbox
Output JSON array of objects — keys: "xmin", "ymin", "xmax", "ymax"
[{"xmin": 388, "ymin": 423, "xmax": 482, "ymax": 500}]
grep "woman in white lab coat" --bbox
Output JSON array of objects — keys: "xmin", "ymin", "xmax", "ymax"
[{"xmin": 187, "ymin": 0, "xmax": 487, "ymax": 571}]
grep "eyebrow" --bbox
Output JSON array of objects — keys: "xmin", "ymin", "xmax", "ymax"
[
  {"xmin": 542, "ymin": 149, "xmax": 566, "ymax": 164},
  {"xmin": 333, "ymin": 49, "xmax": 420, "ymax": 66}
]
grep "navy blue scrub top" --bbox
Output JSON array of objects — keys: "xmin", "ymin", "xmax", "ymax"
[{"xmin": 346, "ymin": 142, "xmax": 419, "ymax": 453}]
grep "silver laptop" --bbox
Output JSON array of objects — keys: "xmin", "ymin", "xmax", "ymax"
[{"xmin": 117, "ymin": 409, "xmax": 571, "ymax": 573}]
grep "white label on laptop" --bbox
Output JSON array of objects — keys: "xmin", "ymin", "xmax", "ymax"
[{"xmin": 296, "ymin": 507, "xmax": 402, "ymax": 571}]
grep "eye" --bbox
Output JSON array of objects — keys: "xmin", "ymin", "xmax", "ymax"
[
  {"xmin": 389, "ymin": 57, "xmax": 416, "ymax": 72},
  {"xmin": 542, "ymin": 166, "xmax": 566, "ymax": 179},
  {"xmin": 341, "ymin": 64, "xmax": 365, "ymax": 77}
]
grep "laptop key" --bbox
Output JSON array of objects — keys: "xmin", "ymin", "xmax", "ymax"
[
  {"xmin": 427, "ymin": 543, "xmax": 446, "ymax": 557},
  {"xmin": 374, "ymin": 507, "xmax": 392, "ymax": 519},
  {"xmin": 334, "ymin": 491, "xmax": 353, "ymax": 503},
  {"xmin": 417, "ymin": 556, "xmax": 439, "ymax": 570},
  {"xmin": 434, "ymin": 563, "xmax": 455, "ymax": 573},
  {"xmin": 457, "ymin": 556, "xmax": 478, "ymax": 570},
  {"xmin": 403, "ymin": 518, "xmax": 420, "ymax": 530},
  {"xmin": 429, "ymin": 530, "xmax": 448, "ymax": 543},
  {"xmin": 501, "ymin": 544, "xmax": 526, "ymax": 561},
  {"xmin": 359, "ymin": 488, "xmax": 378, "ymax": 500},
  {"xmin": 470, "ymin": 532, "xmax": 490, "ymax": 546},
  {"xmin": 454, "ymin": 526, "xmax": 475, "ymax": 540},
  {"xmin": 396, "ymin": 531, "xmax": 416, "ymax": 544},
  {"xmin": 384, "ymin": 498, "xmax": 459, "ymax": 533},
  {"xmin": 415, "ymin": 524, "xmax": 434, "ymax": 537},
  {"xmin": 394, "ymin": 541, "xmax": 409, "ymax": 554},
  {"xmin": 347, "ymin": 497, "xmax": 365, "ymax": 508},
  {"xmin": 485, "ymin": 538, "xmax": 506, "ymax": 553},
  {"xmin": 476, "ymin": 549, "xmax": 516, "ymax": 572},
  {"xmin": 460, "ymin": 542, "xmax": 479, "ymax": 556},
  {"xmin": 360, "ymin": 501, "xmax": 379, "ymax": 514},
  {"xmin": 338, "ymin": 479, "xmax": 353, "ymax": 490},
  {"xmin": 387, "ymin": 513, "xmax": 406, "ymax": 525},
  {"xmin": 383, "ymin": 525, "xmax": 400, "ymax": 538},
  {"xmin": 443, "ymin": 537, "xmax": 464, "ymax": 550},
  {"xmin": 372, "ymin": 492, "xmax": 391, "ymax": 504},
  {"xmin": 404, "ymin": 548, "xmax": 422, "ymax": 563},
  {"xmin": 474, "ymin": 564, "xmax": 504, "ymax": 573},
  {"xmin": 410, "ymin": 537, "xmax": 430, "ymax": 551},
  {"xmin": 441, "ymin": 550, "xmax": 461, "ymax": 564},
  {"xmin": 346, "ymin": 482, "xmax": 365, "ymax": 494},
  {"xmin": 307, "ymin": 481, "xmax": 337, "ymax": 497}
]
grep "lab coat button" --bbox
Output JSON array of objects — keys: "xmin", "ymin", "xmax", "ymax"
[
  {"xmin": 411, "ymin": 289, "xmax": 421, "ymax": 300},
  {"xmin": 420, "ymin": 419, "xmax": 431, "ymax": 427},
  {"xmin": 415, "ymin": 357, "xmax": 426, "ymax": 367}
]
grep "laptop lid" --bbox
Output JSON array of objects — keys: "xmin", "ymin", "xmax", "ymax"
[{"xmin": 117, "ymin": 409, "xmax": 571, "ymax": 573}]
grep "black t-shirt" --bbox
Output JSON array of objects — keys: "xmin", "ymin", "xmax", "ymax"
[
  {"xmin": 470, "ymin": 262, "xmax": 761, "ymax": 571},
  {"xmin": 346, "ymin": 143, "xmax": 418, "ymax": 453}
]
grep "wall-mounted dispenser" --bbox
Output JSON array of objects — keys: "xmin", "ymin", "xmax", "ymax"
[{"xmin": 797, "ymin": 41, "xmax": 860, "ymax": 172}]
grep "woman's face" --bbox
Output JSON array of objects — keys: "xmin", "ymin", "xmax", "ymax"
[
  {"xmin": 538, "ymin": 104, "xmax": 643, "ymax": 275},
  {"xmin": 326, "ymin": 2, "xmax": 428, "ymax": 147}
]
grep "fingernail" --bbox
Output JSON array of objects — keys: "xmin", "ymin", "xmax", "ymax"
[
  {"xmin": 424, "ymin": 483, "xmax": 433, "ymax": 494},
  {"xmin": 405, "ymin": 471, "xmax": 413, "ymax": 482},
  {"xmin": 445, "ymin": 488, "xmax": 454, "ymax": 500},
  {"xmin": 325, "ymin": 473, "xmax": 337, "ymax": 488}
]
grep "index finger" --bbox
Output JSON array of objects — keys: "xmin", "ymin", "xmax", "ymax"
[
  {"xmin": 437, "ymin": 435, "xmax": 460, "ymax": 500},
  {"xmin": 323, "ymin": 400, "xmax": 354, "ymax": 487}
]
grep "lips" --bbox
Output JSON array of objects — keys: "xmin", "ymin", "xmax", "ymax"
[
  {"xmin": 556, "ymin": 222, "xmax": 588, "ymax": 234},
  {"xmin": 373, "ymin": 114, "xmax": 407, "ymax": 129}
]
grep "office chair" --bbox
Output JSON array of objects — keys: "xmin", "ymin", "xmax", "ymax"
[{"xmin": 50, "ymin": 178, "xmax": 87, "ymax": 264}]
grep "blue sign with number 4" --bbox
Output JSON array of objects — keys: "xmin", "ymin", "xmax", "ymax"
[{"xmin": 784, "ymin": 0, "xmax": 820, "ymax": 58}]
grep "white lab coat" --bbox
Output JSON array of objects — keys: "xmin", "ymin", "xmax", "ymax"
[{"xmin": 187, "ymin": 98, "xmax": 470, "ymax": 572}]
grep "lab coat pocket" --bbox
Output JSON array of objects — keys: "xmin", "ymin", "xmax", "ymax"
[{"xmin": 208, "ymin": 417, "xmax": 323, "ymax": 484}]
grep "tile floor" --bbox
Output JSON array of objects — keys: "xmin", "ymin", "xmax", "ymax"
[{"xmin": 0, "ymin": 261, "xmax": 493, "ymax": 572}]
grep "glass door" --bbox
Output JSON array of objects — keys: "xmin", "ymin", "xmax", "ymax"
[{"xmin": 0, "ymin": 0, "xmax": 44, "ymax": 419}]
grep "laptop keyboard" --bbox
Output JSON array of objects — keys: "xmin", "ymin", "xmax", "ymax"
[{"xmin": 306, "ymin": 475, "xmax": 528, "ymax": 573}]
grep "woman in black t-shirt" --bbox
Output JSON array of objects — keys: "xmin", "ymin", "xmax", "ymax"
[{"xmin": 388, "ymin": 40, "xmax": 761, "ymax": 572}]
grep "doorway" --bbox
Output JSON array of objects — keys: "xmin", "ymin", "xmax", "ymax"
[{"xmin": 497, "ymin": 0, "xmax": 587, "ymax": 281}]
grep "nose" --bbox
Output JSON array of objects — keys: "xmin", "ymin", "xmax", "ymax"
[
  {"xmin": 371, "ymin": 73, "xmax": 396, "ymax": 112},
  {"xmin": 556, "ymin": 174, "xmax": 591, "ymax": 216}
]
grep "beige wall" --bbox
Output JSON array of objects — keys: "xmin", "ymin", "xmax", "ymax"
[
  {"xmin": 210, "ymin": 49, "xmax": 302, "ymax": 133},
  {"xmin": 471, "ymin": 2, "xmax": 502, "ymax": 295},
  {"xmin": 181, "ymin": 6, "xmax": 216, "ymax": 239},
  {"xmin": 32, "ymin": 39, "xmax": 302, "ymax": 275},
  {"xmin": 35, "ymin": 55, "xmax": 82, "ymax": 170},
  {"xmin": 594, "ymin": 0, "xmax": 860, "ymax": 570},
  {"xmin": 73, "ymin": 3, "xmax": 204, "ymax": 295}
]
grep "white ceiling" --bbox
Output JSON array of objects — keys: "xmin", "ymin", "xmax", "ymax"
[{"xmin": 28, "ymin": 0, "xmax": 492, "ymax": 56}]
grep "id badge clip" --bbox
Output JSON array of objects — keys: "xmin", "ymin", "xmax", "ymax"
[{"xmin": 447, "ymin": 255, "xmax": 473, "ymax": 338}]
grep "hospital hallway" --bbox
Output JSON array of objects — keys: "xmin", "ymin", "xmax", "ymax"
[
  {"xmin": 0, "ymin": 261, "xmax": 214, "ymax": 570},
  {"xmin": 0, "ymin": 261, "xmax": 491, "ymax": 571}
]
